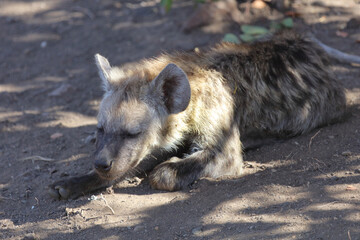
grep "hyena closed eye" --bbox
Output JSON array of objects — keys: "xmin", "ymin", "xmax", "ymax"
[{"xmin": 49, "ymin": 31, "xmax": 346, "ymax": 200}]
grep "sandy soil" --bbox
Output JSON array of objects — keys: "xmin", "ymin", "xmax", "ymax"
[{"xmin": 0, "ymin": 0, "xmax": 360, "ymax": 239}]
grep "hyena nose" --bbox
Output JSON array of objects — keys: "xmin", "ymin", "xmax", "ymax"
[{"xmin": 94, "ymin": 159, "xmax": 113, "ymax": 172}]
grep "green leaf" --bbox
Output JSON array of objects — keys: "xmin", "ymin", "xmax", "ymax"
[
  {"xmin": 281, "ymin": 18, "xmax": 293, "ymax": 28},
  {"xmin": 241, "ymin": 25, "xmax": 268, "ymax": 35},
  {"xmin": 223, "ymin": 33, "xmax": 241, "ymax": 44},
  {"xmin": 161, "ymin": 0, "xmax": 173, "ymax": 12},
  {"xmin": 240, "ymin": 34, "xmax": 255, "ymax": 42}
]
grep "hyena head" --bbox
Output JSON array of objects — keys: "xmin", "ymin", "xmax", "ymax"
[{"xmin": 93, "ymin": 54, "xmax": 191, "ymax": 180}]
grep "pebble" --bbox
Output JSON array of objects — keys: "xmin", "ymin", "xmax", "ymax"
[
  {"xmin": 341, "ymin": 150, "xmax": 351, "ymax": 156},
  {"xmin": 133, "ymin": 225, "xmax": 145, "ymax": 232},
  {"xmin": 48, "ymin": 83, "xmax": 73, "ymax": 97},
  {"xmin": 40, "ymin": 41, "xmax": 47, "ymax": 48},
  {"xmin": 51, "ymin": 132, "xmax": 63, "ymax": 139},
  {"xmin": 191, "ymin": 226, "xmax": 203, "ymax": 235}
]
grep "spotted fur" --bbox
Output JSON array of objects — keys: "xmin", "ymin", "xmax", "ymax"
[{"xmin": 49, "ymin": 31, "xmax": 345, "ymax": 199}]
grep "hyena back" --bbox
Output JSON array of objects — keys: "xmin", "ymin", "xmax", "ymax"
[{"xmin": 49, "ymin": 31, "xmax": 345, "ymax": 199}]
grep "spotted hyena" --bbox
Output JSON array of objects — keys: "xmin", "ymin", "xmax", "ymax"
[{"xmin": 49, "ymin": 31, "xmax": 346, "ymax": 199}]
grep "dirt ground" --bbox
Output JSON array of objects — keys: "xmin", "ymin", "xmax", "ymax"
[{"xmin": 0, "ymin": 0, "xmax": 360, "ymax": 239}]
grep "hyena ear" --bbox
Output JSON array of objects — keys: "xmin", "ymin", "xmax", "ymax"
[
  {"xmin": 95, "ymin": 54, "xmax": 112, "ymax": 91},
  {"xmin": 151, "ymin": 63, "xmax": 191, "ymax": 114}
]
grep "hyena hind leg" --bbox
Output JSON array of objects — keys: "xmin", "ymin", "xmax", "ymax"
[{"xmin": 149, "ymin": 126, "xmax": 244, "ymax": 191}]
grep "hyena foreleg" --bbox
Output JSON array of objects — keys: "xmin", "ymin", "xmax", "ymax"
[
  {"xmin": 149, "ymin": 125, "xmax": 244, "ymax": 191},
  {"xmin": 48, "ymin": 171, "xmax": 112, "ymax": 200}
]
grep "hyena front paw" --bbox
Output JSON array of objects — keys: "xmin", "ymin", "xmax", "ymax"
[
  {"xmin": 48, "ymin": 179, "xmax": 78, "ymax": 200},
  {"xmin": 149, "ymin": 161, "xmax": 180, "ymax": 191}
]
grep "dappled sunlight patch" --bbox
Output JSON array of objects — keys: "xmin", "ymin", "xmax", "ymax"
[
  {"xmin": 36, "ymin": 111, "xmax": 96, "ymax": 128},
  {"xmin": 0, "ymin": 0, "xmax": 58, "ymax": 17},
  {"xmin": 113, "ymin": 19, "xmax": 167, "ymax": 31},
  {"xmin": 12, "ymin": 33, "xmax": 61, "ymax": 43},
  {"xmin": 0, "ymin": 84, "xmax": 38, "ymax": 93},
  {"xmin": 243, "ymin": 159, "xmax": 297, "ymax": 176},
  {"xmin": 199, "ymin": 186, "xmax": 313, "ymax": 236},
  {"xmin": 0, "ymin": 111, "xmax": 24, "ymax": 121},
  {"xmin": 1, "ymin": 123, "xmax": 30, "ymax": 132},
  {"xmin": 33, "ymin": 75, "xmax": 67, "ymax": 84},
  {"xmin": 323, "ymin": 184, "xmax": 360, "ymax": 203},
  {"xmin": 312, "ymin": 166, "xmax": 360, "ymax": 181},
  {"xmin": 0, "ymin": 217, "xmax": 73, "ymax": 239},
  {"xmin": 305, "ymin": 202, "xmax": 358, "ymax": 212},
  {"xmin": 60, "ymin": 191, "xmax": 191, "ymax": 230}
]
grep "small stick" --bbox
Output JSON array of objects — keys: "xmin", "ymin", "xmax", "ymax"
[
  {"xmin": 20, "ymin": 156, "xmax": 54, "ymax": 162},
  {"xmin": 308, "ymin": 129, "xmax": 321, "ymax": 151},
  {"xmin": 99, "ymin": 194, "xmax": 115, "ymax": 214},
  {"xmin": 71, "ymin": 6, "xmax": 95, "ymax": 20}
]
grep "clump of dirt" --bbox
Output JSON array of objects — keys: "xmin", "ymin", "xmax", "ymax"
[{"xmin": 0, "ymin": 0, "xmax": 359, "ymax": 239}]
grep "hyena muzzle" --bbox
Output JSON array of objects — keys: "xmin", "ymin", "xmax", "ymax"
[{"xmin": 49, "ymin": 31, "xmax": 346, "ymax": 199}]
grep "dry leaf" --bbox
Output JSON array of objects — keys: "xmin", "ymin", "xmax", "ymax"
[
  {"xmin": 285, "ymin": 11, "xmax": 301, "ymax": 18},
  {"xmin": 345, "ymin": 185, "xmax": 357, "ymax": 191},
  {"xmin": 251, "ymin": 0, "xmax": 266, "ymax": 9},
  {"xmin": 336, "ymin": 30, "xmax": 348, "ymax": 38},
  {"xmin": 319, "ymin": 16, "xmax": 327, "ymax": 23}
]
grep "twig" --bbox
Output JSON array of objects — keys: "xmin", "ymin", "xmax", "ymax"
[
  {"xmin": 318, "ymin": 201, "xmax": 340, "ymax": 206},
  {"xmin": 309, "ymin": 35, "xmax": 360, "ymax": 64},
  {"xmin": 99, "ymin": 194, "xmax": 115, "ymax": 214},
  {"xmin": 308, "ymin": 129, "xmax": 321, "ymax": 151},
  {"xmin": 71, "ymin": 6, "xmax": 95, "ymax": 20},
  {"xmin": 312, "ymin": 157, "xmax": 326, "ymax": 166},
  {"xmin": 348, "ymin": 230, "xmax": 352, "ymax": 240},
  {"xmin": 20, "ymin": 156, "xmax": 54, "ymax": 162}
]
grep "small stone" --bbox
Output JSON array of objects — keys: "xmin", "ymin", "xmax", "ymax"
[
  {"xmin": 133, "ymin": 225, "xmax": 145, "ymax": 232},
  {"xmin": 154, "ymin": 226, "xmax": 159, "ymax": 231},
  {"xmin": 60, "ymin": 172, "xmax": 69, "ymax": 177},
  {"xmin": 40, "ymin": 41, "xmax": 47, "ymax": 48},
  {"xmin": 341, "ymin": 150, "xmax": 351, "ymax": 156},
  {"xmin": 48, "ymin": 83, "xmax": 73, "ymax": 97},
  {"xmin": 51, "ymin": 132, "xmax": 63, "ymax": 139},
  {"xmin": 271, "ymin": 169, "xmax": 277, "ymax": 173},
  {"xmin": 191, "ymin": 226, "xmax": 203, "ymax": 235},
  {"xmin": 328, "ymin": 135, "xmax": 335, "ymax": 139}
]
